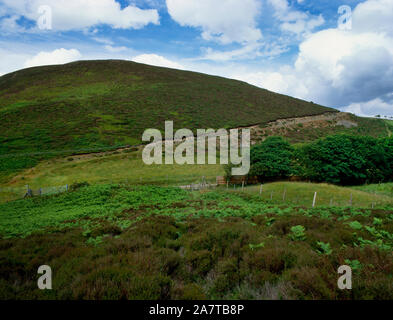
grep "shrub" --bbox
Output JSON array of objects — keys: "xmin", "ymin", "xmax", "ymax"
[
  {"xmin": 249, "ymin": 137, "xmax": 294, "ymax": 182},
  {"xmin": 316, "ymin": 241, "xmax": 332, "ymax": 255},
  {"xmin": 290, "ymin": 225, "xmax": 306, "ymax": 241}
]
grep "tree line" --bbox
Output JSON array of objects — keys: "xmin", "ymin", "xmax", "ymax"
[{"xmin": 226, "ymin": 135, "xmax": 393, "ymax": 186}]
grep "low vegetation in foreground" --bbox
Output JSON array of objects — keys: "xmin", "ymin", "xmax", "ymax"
[{"xmin": 1, "ymin": 184, "xmax": 392, "ymax": 300}]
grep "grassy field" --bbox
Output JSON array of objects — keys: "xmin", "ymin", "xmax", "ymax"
[
  {"xmin": 240, "ymin": 182, "xmax": 393, "ymax": 208},
  {"xmin": 0, "ymin": 184, "xmax": 392, "ymax": 299},
  {"xmin": 0, "ymin": 149, "xmax": 224, "ymax": 202},
  {"xmin": 352, "ymin": 183, "xmax": 393, "ymax": 198}
]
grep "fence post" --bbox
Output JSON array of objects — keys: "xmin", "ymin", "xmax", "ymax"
[
  {"xmin": 260, "ymin": 184, "xmax": 263, "ymax": 196},
  {"xmin": 270, "ymin": 191, "xmax": 273, "ymax": 200},
  {"xmin": 283, "ymin": 188, "xmax": 287, "ymax": 201},
  {"xmin": 312, "ymin": 192, "xmax": 317, "ymax": 208},
  {"xmin": 242, "ymin": 181, "xmax": 244, "ymax": 191},
  {"xmin": 349, "ymin": 193, "xmax": 353, "ymax": 206}
]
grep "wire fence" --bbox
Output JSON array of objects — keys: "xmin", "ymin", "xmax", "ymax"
[{"xmin": 0, "ymin": 185, "xmax": 69, "ymax": 201}]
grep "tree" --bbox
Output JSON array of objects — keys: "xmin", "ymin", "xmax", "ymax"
[
  {"xmin": 297, "ymin": 135, "xmax": 393, "ymax": 185},
  {"xmin": 249, "ymin": 136, "xmax": 294, "ymax": 182}
]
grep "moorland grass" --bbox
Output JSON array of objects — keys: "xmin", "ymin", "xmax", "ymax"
[
  {"xmin": 0, "ymin": 59, "xmax": 337, "ymax": 179},
  {"xmin": 0, "ymin": 184, "xmax": 392, "ymax": 299}
]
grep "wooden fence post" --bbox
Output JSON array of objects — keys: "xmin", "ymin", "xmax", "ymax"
[
  {"xmin": 349, "ymin": 193, "xmax": 353, "ymax": 206},
  {"xmin": 283, "ymin": 188, "xmax": 287, "ymax": 201},
  {"xmin": 260, "ymin": 184, "xmax": 263, "ymax": 196},
  {"xmin": 312, "ymin": 192, "xmax": 317, "ymax": 208},
  {"xmin": 270, "ymin": 191, "xmax": 273, "ymax": 200}
]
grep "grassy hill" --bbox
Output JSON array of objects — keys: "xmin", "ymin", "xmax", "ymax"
[
  {"xmin": 0, "ymin": 60, "xmax": 335, "ymax": 153},
  {"xmin": 0, "ymin": 60, "xmax": 336, "ymax": 177},
  {"xmin": 0, "ymin": 60, "xmax": 390, "ymax": 182}
]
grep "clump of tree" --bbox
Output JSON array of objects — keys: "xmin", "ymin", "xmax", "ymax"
[
  {"xmin": 248, "ymin": 136, "xmax": 294, "ymax": 182},
  {"xmin": 226, "ymin": 134, "xmax": 393, "ymax": 186},
  {"xmin": 297, "ymin": 135, "xmax": 393, "ymax": 185}
]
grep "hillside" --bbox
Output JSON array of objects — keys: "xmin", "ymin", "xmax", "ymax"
[
  {"xmin": 0, "ymin": 60, "xmax": 334, "ymax": 151},
  {"xmin": 0, "ymin": 60, "xmax": 389, "ymax": 181}
]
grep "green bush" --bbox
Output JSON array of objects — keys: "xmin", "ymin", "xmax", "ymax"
[
  {"xmin": 249, "ymin": 136, "xmax": 294, "ymax": 182},
  {"xmin": 297, "ymin": 135, "xmax": 393, "ymax": 185}
]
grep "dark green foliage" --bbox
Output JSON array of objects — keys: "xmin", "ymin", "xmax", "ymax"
[
  {"xmin": 249, "ymin": 137, "xmax": 294, "ymax": 181},
  {"xmin": 297, "ymin": 135, "xmax": 393, "ymax": 185}
]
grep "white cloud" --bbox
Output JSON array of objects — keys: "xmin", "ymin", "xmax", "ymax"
[
  {"xmin": 132, "ymin": 54, "xmax": 184, "ymax": 69},
  {"xmin": 267, "ymin": 0, "xmax": 324, "ymax": 35},
  {"xmin": 166, "ymin": 0, "xmax": 262, "ymax": 44},
  {"xmin": 200, "ymin": 43, "xmax": 262, "ymax": 61},
  {"xmin": 231, "ymin": 0, "xmax": 393, "ymax": 117},
  {"xmin": 104, "ymin": 45, "xmax": 128, "ymax": 53},
  {"xmin": 1, "ymin": 0, "xmax": 159, "ymax": 31},
  {"xmin": 198, "ymin": 40, "xmax": 289, "ymax": 62},
  {"xmin": 0, "ymin": 15, "xmax": 26, "ymax": 33},
  {"xmin": 24, "ymin": 48, "xmax": 82, "ymax": 68},
  {"xmin": 343, "ymin": 98, "xmax": 393, "ymax": 117},
  {"xmin": 352, "ymin": 0, "xmax": 393, "ymax": 34}
]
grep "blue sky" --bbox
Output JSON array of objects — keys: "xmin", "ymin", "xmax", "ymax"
[{"xmin": 0, "ymin": 0, "xmax": 392, "ymax": 117}]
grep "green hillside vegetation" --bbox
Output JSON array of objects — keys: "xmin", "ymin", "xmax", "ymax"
[
  {"xmin": 0, "ymin": 149, "xmax": 224, "ymax": 202},
  {"xmin": 278, "ymin": 115, "xmax": 390, "ymax": 144},
  {"xmin": 0, "ymin": 60, "xmax": 333, "ymax": 166},
  {"xmin": 0, "ymin": 184, "xmax": 392, "ymax": 299},
  {"xmin": 1, "ymin": 60, "xmax": 391, "ymax": 183}
]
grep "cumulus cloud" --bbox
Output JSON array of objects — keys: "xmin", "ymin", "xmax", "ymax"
[
  {"xmin": 24, "ymin": 48, "xmax": 82, "ymax": 68},
  {"xmin": 132, "ymin": 54, "xmax": 184, "ymax": 70},
  {"xmin": 352, "ymin": 0, "xmax": 393, "ymax": 34},
  {"xmin": 166, "ymin": 0, "xmax": 262, "ymax": 44},
  {"xmin": 343, "ymin": 97, "xmax": 393, "ymax": 118},
  {"xmin": 232, "ymin": 0, "xmax": 393, "ymax": 117},
  {"xmin": 1, "ymin": 0, "xmax": 159, "ymax": 31},
  {"xmin": 294, "ymin": 29, "xmax": 393, "ymax": 106},
  {"xmin": 267, "ymin": 0, "xmax": 324, "ymax": 35}
]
